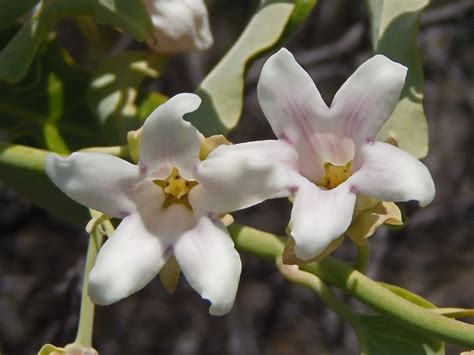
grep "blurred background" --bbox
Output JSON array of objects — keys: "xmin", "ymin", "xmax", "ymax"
[{"xmin": 0, "ymin": 0, "xmax": 473, "ymax": 353}]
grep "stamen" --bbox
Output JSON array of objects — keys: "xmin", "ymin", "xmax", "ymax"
[
  {"xmin": 318, "ymin": 161, "xmax": 352, "ymax": 190},
  {"xmin": 154, "ymin": 167, "xmax": 198, "ymax": 209}
]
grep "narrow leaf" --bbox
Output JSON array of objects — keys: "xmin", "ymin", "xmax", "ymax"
[{"xmin": 0, "ymin": 0, "xmax": 91, "ymax": 83}]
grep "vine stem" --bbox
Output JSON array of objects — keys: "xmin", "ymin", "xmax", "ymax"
[
  {"xmin": 228, "ymin": 224, "xmax": 474, "ymax": 348},
  {"xmin": 74, "ymin": 219, "xmax": 104, "ymax": 348},
  {"xmin": 2, "ymin": 142, "xmax": 474, "ymax": 349},
  {"xmin": 354, "ymin": 241, "xmax": 370, "ymax": 273},
  {"xmin": 277, "ymin": 259, "xmax": 368, "ymax": 354}
]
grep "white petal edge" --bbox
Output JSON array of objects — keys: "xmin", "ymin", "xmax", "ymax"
[
  {"xmin": 203, "ymin": 139, "xmax": 299, "ymax": 171},
  {"xmin": 174, "ymin": 216, "xmax": 242, "ymax": 316},
  {"xmin": 140, "ymin": 93, "xmax": 202, "ymax": 179},
  {"xmin": 350, "ymin": 142, "xmax": 435, "ymax": 206},
  {"xmin": 258, "ymin": 48, "xmax": 354, "ymax": 181},
  {"xmin": 45, "ymin": 152, "xmax": 141, "ymax": 218},
  {"xmin": 88, "ymin": 213, "xmax": 170, "ymax": 305},
  {"xmin": 189, "ymin": 140, "xmax": 297, "ymax": 215},
  {"xmin": 330, "ymin": 55, "xmax": 407, "ymax": 144},
  {"xmin": 88, "ymin": 203, "xmax": 196, "ymax": 305},
  {"xmin": 291, "ymin": 178, "xmax": 356, "ymax": 261}
]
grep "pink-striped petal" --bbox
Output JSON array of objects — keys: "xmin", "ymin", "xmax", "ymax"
[
  {"xmin": 350, "ymin": 142, "xmax": 435, "ymax": 206},
  {"xmin": 330, "ymin": 55, "xmax": 407, "ymax": 145},
  {"xmin": 291, "ymin": 177, "xmax": 356, "ymax": 261},
  {"xmin": 258, "ymin": 48, "xmax": 354, "ymax": 182}
]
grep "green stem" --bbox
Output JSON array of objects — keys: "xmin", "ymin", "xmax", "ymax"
[
  {"xmin": 354, "ymin": 241, "xmax": 370, "ymax": 273},
  {"xmin": 1, "ymin": 143, "xmax": 474, "ymax": 348},
  {"xmin": 278, "ymin": 260, "xmax": 368, "ymax": 353},
  {"xmin": 229, "ymin": 224, "xmax": 474, "ymax": 348},
  {"xmin": 74, "ymin": 227, "xmax": 103, "ymax": 347}
]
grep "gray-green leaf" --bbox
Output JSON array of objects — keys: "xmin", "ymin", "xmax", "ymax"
[
  {"xmin": 367, "ymin": 0, "xmax": 430, "ymax": 158},
  {"xmin": 190, "ymin": 2, "xmax": 296, "ymax": 136}
]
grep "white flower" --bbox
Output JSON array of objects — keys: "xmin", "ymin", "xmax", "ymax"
[
  {"xmin": 257, "ymin": 48, "xmax": 435, "ymax": 261},
  {"xmin": 46, "ymin": 93, "xmax": 296, "ymax": 315},
  {"xmin": 143, "ymin": 0, "xmax": 213, "ymax": 52}
]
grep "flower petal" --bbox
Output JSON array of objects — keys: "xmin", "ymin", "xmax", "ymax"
[
  {"xmin": 203, "ymin": 139, "xmax": 298, "ymax": 170},
  {"xmin": 350, "ymin": 142, "xmax": 435, "ymax": 206},
  {"xmin": 45, "ymin": 152, "xmax": 141, "ymax": 218},
  {"xmin": 331, "ymin": 55, "xmax": 407, "ymax": 144},
  {"xmin": 174, "ymin": 215, "xmax": 242, "ymax": 316},
  {"xmin": 88, "ymin": 204, "xmax": 195, "ymax": 305},
  {"xmin": 88, "ymin": 214, "xmax": 168, "ymax": 305},
  {"xmin": 291, "ymin": 178, "xmax": 356, "ymax": 261},
  {"xmin": 140, "ymin": 93, "xmax": 202, "ymax": 179},
  {"xmin": 189, "ymin": 140, "xmax": 296, "ymax": 214},
  {"xmin": 258, "ymin": 48, "xmax": 353, "ymax": 181}
]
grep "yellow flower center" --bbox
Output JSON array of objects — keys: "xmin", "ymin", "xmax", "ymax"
[
  {"xmin": 318, "ymin": 161, "xmax": 352, "ymax": 190},
  {"xmin": 154, "ymin": 168, "xmax": 198, "ymax": 209}
]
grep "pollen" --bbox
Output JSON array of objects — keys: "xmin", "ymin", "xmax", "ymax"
[
  {"xmin": 154, "ymin": 168, "xmax": 198, "ymax": 208},
  {"xmin": 318, "ymin": 161, "xmax": 352, "ymax": 190}
]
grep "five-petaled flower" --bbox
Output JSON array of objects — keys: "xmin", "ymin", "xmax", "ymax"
[
  {"xmin": 46, "ymin": 93, "xmax": 296, "ymax": 315},
  {"xmin": 257, "ymin": 48, "xmax": 435, "ymax": 261}
]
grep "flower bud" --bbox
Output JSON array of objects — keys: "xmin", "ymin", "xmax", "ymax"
[
  {"xmin": 143, "ymin": 0, "xmax": 213, "ymax": 53},
  {"xmin": 38, "ymin": 343, "xmax": 98, "ymax": 355}
]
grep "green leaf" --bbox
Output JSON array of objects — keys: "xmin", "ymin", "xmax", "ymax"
[
  {"xmin": 0, "ymin": 142, "xmax": 88, "ymax": 226},
  {"xmin": 137, "ymin": 91, "xmax": 168, "ymax": 122},
  {"xmin": 190, "ymin": 2, "xmax": 296, "ymax": 135},
  {"xmin": 0, "ymin": 42, "xmax": 103, "ymax": 150},
  {"xmin": 93, "ymin": 0, "xmax": 153, "ymax": 41},
  {"xmin": 359, "ymin": 315, "xmax": 445, "ymax": 355},
  {"xmin": 0, "ymin": 0, "xmax": 39, "ymax": 31},
  {"xmin": 87, "ymin": 51, "xmax": 165, "ymax": 144},
  {"xmin": 285, "ymin": 0, "xmax": 318, "ymax": 35},
  {"xmin": 43, "ymin": 122, "xmax": 69, "ymax": 154},
  {"xmin": 0, "ymin": 0, "xmax": 91, "ymax": 83},
  {"xmin": 42, "ymin": 73, "xmax": 70, "ymax": 153},
  {"xmin": 366, "ymin": 0, "xmax": 430, "ymax": 158}
]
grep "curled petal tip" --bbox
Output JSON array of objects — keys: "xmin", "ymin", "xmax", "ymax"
[{"xmin": 371, "ymin": 54, "xmax": 408, "ymax": 81}]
